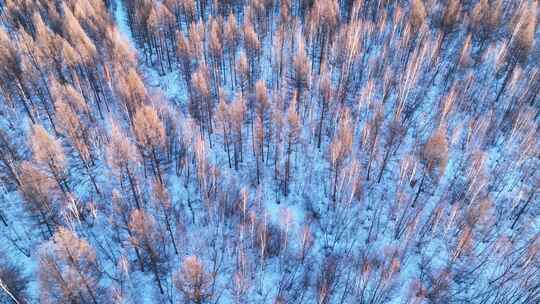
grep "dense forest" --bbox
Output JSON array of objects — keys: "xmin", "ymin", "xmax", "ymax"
[{"xmin": 0, "ymin": 0, "xmax": 538, "ymax": 303}]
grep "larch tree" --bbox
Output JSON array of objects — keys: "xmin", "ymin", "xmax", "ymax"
[
  {"xmin": 307, "ymin": 0, "xmax": 339, "ymax": 74},
  {"xmin": 38, "ymin": 228, "xmax": 103, "ymax": 304},
  {"xmin": 254, "ymin": 116, "xmax": 264, "ymax": 185},
  {"xmin": 329, "ymin": 108, "xmax": 353, "ymax": 204},
  {"xmin": 333, "ymin": 21, "xmax": 361, "ymax": 105},
  {"xmin": 412, "ymin": 126, "xmax": 449, "ymax": 207},
  {"xmin": 16, "ymin": 27, "xmax": 58, "ymax": 132},
  {"xmin": 188, "ymin": 21, "xmax": 205, "ymax": 62},
  {"xmin": 191, "ymin": 63, "xmax": 214, "ymax": 140},
  {"xmin": 0, "ymin": 0, "xmax": 539, "ymax": 302},
  {"xmin": 208, "ymin": 17, "xmax": 223, "ymax": 88},
  {"xmin": 109, "ymin": 190, "xmax": 145, "ymax": 272},
  {"xmin": 223, "ymin": 13, "xmax": 238, "ymax": 88},
  {"xmin": 0, "ymin": 27, "xmax": 37, "ymax": 124},
  {"xmin": 243, "ymin": 19, "xmax": 261, "ymax": 89},
  {"xmin": 283, "ymin": 97, "xmax": 300, "ymax": 196},
  {"xmin": 52, "ymin": 80, "xmax": 101, "ymax": 195},
  {"xmin": 495, "ymin": 2, "xmax": 537, "ymax": 104},
  {"xmin": 272, "ymin": 25, "xmax": 287, "ymax": 90},
  {"xmin": 128, "ymin": 209, "xmax": 169, "ymax": 295},
  {"xmin": 18, "ymin": 162, "xmax": 58, "ymax": 239},
  {"xmin": 230, "ymin": 94, "xmax": 246, "ymax": 170},
  {"xmin": 236, "ymin": 51, "xmax": 249, "ymax": 97},
  {"xmin": 180, "ymin": 0, "xmax": 197, "ymax": 26},
  {"xmin": 215, "ymin": 94, "xmax": 233, "ymax": 168},
  {"xmin": 0, "ymin": 129, "xmax": 23, "ymax": 189},
  {"xmin": 107, "ymin": 122, "xmax": 144, "ymax": 210},
  {"xmin": 115, "ymin": 67, "xmax": 148, "ymax": 124},
  {"xmin": 0, "ymin": 252, "xmax": 29, "ymax": 304},
  {"xmin": 29, "ymin": 124, "xmax": 71, "ymax": 196},
  {"xmin": 376, "ymin": 118, "xmax": 405, "ymax": 184},
  {"xmin": 147, "ymin": 3, "xmax": 176, "ymax": 74},
  {"xmin": 437, "ymin": 0, "xmax": 461, "ymax": 50},
  {"xmin": 133, "ymin": 105, "xmax": 167, "ymax": 184},
  {"xmin": 61, "ymin": 3, "xmax": 102, "ymax": 106},
  {"xmin": 317, "ymin": 69, "xmax": 333, "ymax": 149},
  {"xmin": 290, "ymin": 37, "xmax": 311, "ymax": 116},
  {"xmin": 253, "ymin": 80, "xmax": 271, "ymax": 169},
  {"xmin": 470, "ymin": 0, "xmax": 502, "ymax": 46},
  {"xmin": 410, "ymin": 0, "xmax": 427, "ymax": 32},
  {"xmin": 176, "ymin": 30, "xmax": 196, "ymax": 98},
  {"xmin": 362, "ymin": 102, "xmax": 383, "ymax": 181},
  {"xmin": 151, "ymin": 179, "xmax": 179, "ymax": 255},
  {"xmin": 174, "ymin": 255, "xmax": 213, "ymax": 304}
]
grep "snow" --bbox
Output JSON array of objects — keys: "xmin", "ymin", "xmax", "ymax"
[
  {"xmin": 0, "ymin": 0, "xmax": 537, "ymax": 303},
  {"xmin": 108, "ymin": 3, "xmax": 539, "ymax": 301}
]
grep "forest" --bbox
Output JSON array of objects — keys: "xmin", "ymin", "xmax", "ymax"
[{"xmin": 0, "ymin": 0, "xmax": 538, "ymax": 303}]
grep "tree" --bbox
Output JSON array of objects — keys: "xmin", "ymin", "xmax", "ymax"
[
  {"xmin": 290, "ymin": 37, "xmax": 310, "ymax": 116},
  {"xmin": 509, "ymin": 2, "xmax": 536, "ymax": 65},
  {"xmin": 107, "ymin": 122, "xmax": 143, "ymax": 210},
  {"xmin": 133, "ymin": 105, "xmax": 167, "ymax": 184},
  {"xmin": 307, "ymin": 0, "xmax": 339, "ymax": 74},
  {"xmin": 53, "ymin": 80, "xmax": 100, "ymax": 194},
  {"xmin": 188, "ymin": 21, "xmax": 205, "ymax": 62},
  {"xmin": 61, "ymin": 3, "xmax": 97, "ymax": 68},
  {"xmin": 128, "ymin": 209, "xmax": 168, "ymax": 295},
  {"xmin": 243, "ymin": 20, "xmax": 260, "ymax": 88},
  {"xmin": 29, "ymin": 124, "xmax": 70, "ymax": 196},
  {"xmin": 438, "ymin": 0, "xmax": 461, "ymax": 41},
  {"xmin": 272, "ymin": 25, "xmax": 286, "ymax": 90},
  {"xmin": 412, "ymin": 126, "xmax": 449, "ymax": 207},
  {"xmin": 208, "ymin": 17, "xmax": 223, "ymax": 88},
  {"xmin": 115, "ymin": 68, "xmax": 148, "ymax": 124},
  {"xmin": 317, "ymin": 69, "xmax": 333, "ymax": 148},
  {"xmin": 176, "ymin": 30, "xmax": 196, "ymax": 98},
  {"xmin": 152, "ymin": 179, "xmax": 179, "ymax": 255},
  {"xmin": 470, "ymin": 0, "xmax": 502, "ymax": 45},
  {"xmin": 18, "ymin": 162, "xmax": 59, "ymax": 239},
  {"xmin": 174, "ymin": 255, "xmax": 213, "ymax": 304},
  {"xmin": 223, "ymin": 13, "xmax": 238, "ymax": 87},
  {"xmin": 190, "ymin": 63, "xmax": 215, "ymax": 140},
  {"xmin": 410, "ymin": 0, "xmax": 426, "ymax": 31},
  {"xmin": 283, "ymin": 97, "xmax": 300, "ymax": 196},
  {"xmin": 147, "ymin": 3, "xmax": 176, "ymax": 74},
  {"xmin": 333, "ymin": 21, "xmax": 361, "ymax": 105},
  {"xmin": 38, "ymin": 228, "xmax": 102, "ymax": 304},
  {"xmin": 362, "ymin": 102, "xmax": 383, "ymax": 181},
  {"xmin": 329, "ymin": 108, "xmax": 353, "ymax": 203},
  {"xmin": 215, "ymin": 94, "xmax": 233, "ymax": 168},
  {"xmin": 230, "ymin": 95, "xmax": 246, "ymax": 170},
  {"xmin": 0, "ymin": 129, "xmax": 23, "ymax": 189},
  {"xmin": 252, "ymin": 80, "xmax": 271, "ymax": 179},
  {"xmin": 236, "ymin": 52, "xmax": 249, "ymax": 97},
  {"xmin": 253, "ymin": 116, "xmax": 264, "ymax": 185},
  {"xmin": 16, "ymin": 27, "xmax": 58, "ymax": 132},
  {"xmin": 0, "ymin": 28, "xmax": 37, "ymax": 124},
  {"xmin": 109, "ymin": 191, "xmax": 145, "ymax": 273},
  {"xmin": 0, "ymin": 251, "xmax": 29, "ymax": 304},
  {"xmin": 376, "ymin": 118, "xmax": 405, "ymax": 184},
  {"xmin": 494, "ymin": 2, "xmax": 537, "ymax": 105}
]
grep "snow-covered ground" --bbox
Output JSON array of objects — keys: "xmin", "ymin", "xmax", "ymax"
[{"xmin": 0, "ymin": 0, "xmax": 538, "ymax": 303}]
